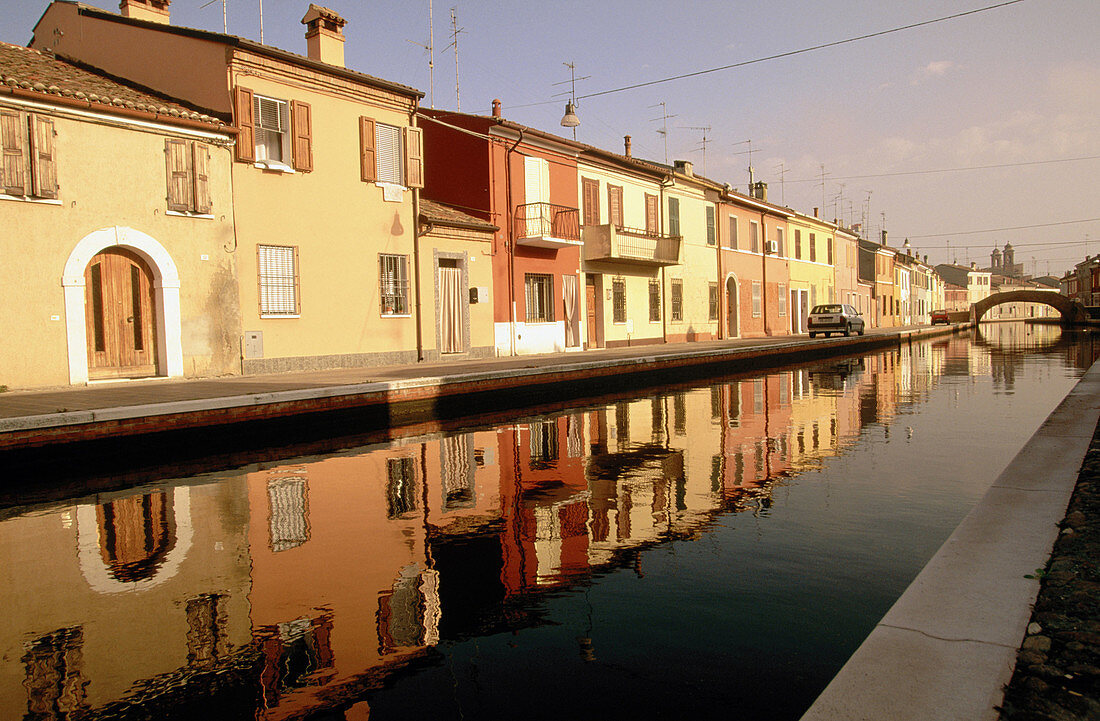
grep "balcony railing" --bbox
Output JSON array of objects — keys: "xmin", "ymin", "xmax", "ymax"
[
  {"xmin": 582, "ymin": 224, "xmax": 681, "ymax": 266},
  {"xmin": 513, "ymin": 203, "xmax": 582, "ymax": 249}
]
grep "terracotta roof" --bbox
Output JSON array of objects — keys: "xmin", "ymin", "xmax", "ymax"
[
  {"xmin": 0, "ymin": 41, "xmax": 226, "ymax": 127},
  {"xmin": 419, "ymin": 198, "xmax": 497, "ymax": 233}
]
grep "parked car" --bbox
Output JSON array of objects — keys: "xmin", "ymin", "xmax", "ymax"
[
  {"xmin": 807, "ymin": 304, "xmax": 865, "ymax": 338},
  {"xmin": 930, "ymin": 309, "xmax": 950, "ymax": 325}
]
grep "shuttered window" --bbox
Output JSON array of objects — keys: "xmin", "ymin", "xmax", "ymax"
[
  {"xmin": 795, "ymin": 229, "xmax": 802, "ymax": 259},
  {"xmin": 237, "ymin": 90, "xmax": 311, "ymax": 171},
  {"xmin": 671, "ymin": 279, "xmax": 683, "ymax": 321},
  {"xmin": 645, "ymin": 193, "xmax": 659, "ymax": 234},
  {"xmin": 649, "ymin": 279, "xmax": 661, "ymax": 322},
  {"xmin": 380, "ymin": 253, "xmax": 410, "ymax": 315},
  {"xmin": 668, "ymin": 197, "xmax": 680, "ymax": 238},
  {"xmin": 582, "ymin": 177, "xmax": 600, "ymax": 226},
  {"xmin": 253, "ymin": 95, "xmax": 288, "ymax": 163},
  {"xmin": 375, "ymin": 122, "xmax": 402, "ymax": 185},
  {"xmin": 728, "ymin": 216, "xmax": 738, "ymax": 249},
  {"xmin": 404, "ymin": 126, "xmax": 424, "ymax": 188},
  {"xmin": 0, "ymin": 110, "xmax": 58, "ymax": 199},
  {"xmin": 709, "ymin": 283, "xmax": 719, "ymax": 320},
  {"xmin": 752, "ymin": 281, "xmax": 762, "ymax": 317},
  {"xmin": 165, "ymin": 139, "xmax": 212, "ymax": 214},
  {"xmin": 258, "ymin": 245, "xmax": 300, "ymax": 316},
  {"xmin": 705, "ymin": 206, "xmax": 716, "ymax": 245},
  {"xmin": 608, "ymin": 185, "xmax": 623, "ymax": 228}
]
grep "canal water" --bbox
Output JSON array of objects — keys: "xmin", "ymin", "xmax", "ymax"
[{"xmin": 2, "ymin": 323, "xmax": 1096, "ymax": 721}]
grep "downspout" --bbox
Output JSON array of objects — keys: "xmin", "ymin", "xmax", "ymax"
[
  {"xmin": 659, "ymin": 173, "xmax": 674, "ymax": 344},
  {"xmin": 504, "ymin": 124, "xmax": 525, "ymax": 356},
  {"xmin": 716, "ymin": 197, "xmax": 724, "ymax": 339},
  {"xmin": 410, "ymin": 100, "xmax": 424, "ymax": 361},
  {"xmin": 761, "ymin": 209, "xmax": 769, "ymax": 336}
]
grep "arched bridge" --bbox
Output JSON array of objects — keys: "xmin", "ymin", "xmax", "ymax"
[{"xmin": 971, "ymin": 290, "xmax": 1086, "ymax": 324}]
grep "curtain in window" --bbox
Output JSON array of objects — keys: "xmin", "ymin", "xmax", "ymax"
[
  {"xmin": 439, "ymin": 265, "xmax": 462, "ymax": 353},
  {"xmin": 562, "ymin": 274, "xmax": 578, "ymax": 347}
]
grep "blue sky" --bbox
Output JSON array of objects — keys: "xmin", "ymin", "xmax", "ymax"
[{"xmin": 3, "ymin": 0, "xmax": 1098, "ymax": 275}]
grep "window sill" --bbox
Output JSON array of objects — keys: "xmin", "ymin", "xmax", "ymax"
[
  {"xmin": 253, "ymin": 160, "xmax": 296, "ymax": 173},
  {"xmin": 381, "ymin": 313, "xmax": 412, "ymax": 319},
  {"xmin": 260, "ymin": 313, "xmax": 301, "ymax": 319},
  {"xmin": 166, "ymin": 210, "xmax": 215, "ymax": 219},
  {"xmin": 524, "ymin": 320, "xmax": 556, "ymax": 325},
  {"xmin": 0, "ymin": 194, "xmax": 62, "ymax": 205}
]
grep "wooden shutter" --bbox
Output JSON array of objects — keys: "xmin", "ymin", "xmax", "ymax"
[
  {"xmin": 645, "ymin": 193, "xmax": 659, "ymax": 234},
  {"xmin": 291, "ymin": 100, "xmax": 313, "ymax": 172},
  {"xmin": 705, "ymin": 205, "xmax": 716, "ymax": 245},
  {"xmin": 359, "ymin": 116, "xmax": 376, "ymax": 182},
  {"xmin": 582, "ymin": 177, "xmax": 599, "ymax": 226},
  {"xmin": 165, "ymin": 138, "xmax": 193, "ymax": 212},
  {"xmin": 0, "ymin": 109, "xmax": 26, "ymax": 196},
  {"xmin": 192, "ymin": 142, "xmax": 212, "ymax": 214},
  {"xmin": 404, "ymin": 126, "xmax": 424, "ymax": 188},
  {"xmin": 608, "ymin": 185, "xmax": 623, "ymax": 228},
  {"xmin": 30, "ymin": 114, "xmax": 58, "ymax": 199},
  {"xmin": 234, "ymin": 86, "xmax": 255, "ymax": 163}
]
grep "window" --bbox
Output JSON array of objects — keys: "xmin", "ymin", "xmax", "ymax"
[
  {"xmin": 608, "ymin": 185, "xmax": 624, "ymax": 228},
  {"xmin": 379, "ymin": 254, "xmax": 410, "ymax": 315},
  {"xmin": 827, "ymin": 237, "xmax": 833, "ymax": 265},
  {"xmin": 612, "ymin": 278, "xmax": 626, "ymax": 323},
  {"xmin": 254, "ymin": 94, "xmax": 289, "ymax": 163},
  {"xmin": 234, "ymin": 88, "xmax": 313, "ymax": 171},
  {"xmin": 358, "ymin": 117, "xmax": 423, "ymax": 187},
  {"xmin": 752, "ymin": 281, "xmax": 762, "ymax": 317},
  {"xmin": 645, "ymin": 193, "xmax": 659, "ymax": 234},
  {"xmin": 165, "ymin": 139, "xmax": 212, "ymax": 214},
  {"xmin": 729, "ymin": 216, "xmax": 738, "ymax": 249},
  {"xmin": 776, "ymin": 227, "xmax": 785, "ymax": 257},
  {"xmin": 0, "ymin": 109, "xmax": 58, "ymax": 199},
  {"xmin": 750, "ymin": 221, "xmax": 760, "ymax": 253},
  {"xmin": 705, "ymin": 206, "xmax": 716, "ymax": 245},
  {"xmin": 668, "ymin": 197, "xmax": 680, "ymax": 237},
  {"xmin": 810, "ymin": 233, "xmax": 817, "ymax": 262},
  {"xmin": 794, "ymin": 229, "xmax": 802, "ymax": 260},
  {"xmin": 257, "ymin": 244, "xmax": 300, "ymax": 316},
  {"xmin": 778, "ymin": 283, "xmax": 787, "ymax": 317},
  {"xmin": 525, "ymin": 273, "xmax": 554, "ymax": 322},
  {"xmin": 583, "ymin": 177, "xmax": 600, "ymax": 226},
  {"xmin": 671, "ymin": 279, "xmax": 683, "ymax": 321},
  {"xmin": 709, "ymin": 282, "xmax": 719, "ymax": 321},
  {"xmin": 649, "ymin": 279, "xmax": 661, "ymax": 321},
  {"xmin": 386, "ymin": 457, "xmax": 418, "ymax": 518}
]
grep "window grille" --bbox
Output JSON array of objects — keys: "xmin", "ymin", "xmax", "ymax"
[
  {"xmin": 648, "ymin": 279, "xmax": 661, "ymax": 321},
  {"xmin": 671, "ymin": 279, "xmax": 683, "ymax": 321},
  {"xmin": 525, "ymin": 273, "xmax": 554, "ymax": 322},
  {"xmin": 752, "ymin": 281, "xmax": 762, "ymax": 317},
  {"xmin": 709, "ymin": 282, "xmax": 719, "ymax": 321},
  {"xmin": 380, "ymin": 254, "xmax": 409, "ymax": 315},
  {"xmin": 612, "ymin": 278, "xmax": 626, "ymax": 323}
]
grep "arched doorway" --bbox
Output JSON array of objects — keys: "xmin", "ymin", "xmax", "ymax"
[
  {"xmin": 726, "ymin": 276, "xmax": 739, "ymax": 338},
  {"xmin": 84, "ymin": 248, "xmax": 159, "ymax": 379}
]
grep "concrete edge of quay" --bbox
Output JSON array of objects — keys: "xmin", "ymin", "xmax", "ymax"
[
  {"xmin": 799, "ymin": 358, "xmax": 1100, "ymax": 721},
  {"xmin": 0, "ymin": 325, "xmax": 960, "ymax": 451}
]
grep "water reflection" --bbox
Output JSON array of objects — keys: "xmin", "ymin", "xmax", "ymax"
[{"xmin": 1, "ymin": 324, "xmax": 1096, "ymax": 720}]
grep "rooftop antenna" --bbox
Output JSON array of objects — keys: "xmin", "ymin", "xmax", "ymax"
[
  {"xmin": 648, "ymin": 102, "xmax": 676, "ymax": 164},
  {"xmin": 407, "ymin": 0, "xmax": 435, "ymax": 107},
  {"xmin": 446, "ymin": 8, "xmax": 465, "ymax": 110},
  {"xmin": 258, "ymin": 0, "xmax": 263, "ymax": 44},
  {"xmin": 199, "ymin": 0, "xmax": 228, "ymax": 33},
  {"xmin": 553, "ymin": 62, "xmax": 588, "ymax": 140},
  {"xmin": 819, "ymin": 164, "xmax": 830, "ymax": 215},
  {"xmin": 731, "ymin": 140, "xmax": 751, "ymax": 188},
  {"xmin": 775, "ymin": 162, "xmax": 786, "ymax": 205},
  {"xmin": 678, "ymin": 125, "xmax": 712, "ymax": 175}
]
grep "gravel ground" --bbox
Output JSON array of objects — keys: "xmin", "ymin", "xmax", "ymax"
[{"xmin": 999, "ymin": 422, "xmax": 1100, "ymax": 720}]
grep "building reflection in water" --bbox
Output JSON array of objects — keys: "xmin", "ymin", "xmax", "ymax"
[{"xmin": 0, "ymin": 323, "xmax": 1086, "ymax": 720}]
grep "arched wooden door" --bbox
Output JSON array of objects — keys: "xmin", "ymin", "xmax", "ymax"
[{"xmin": 84, "ymin": 248, "xmax": 158, "ymax": 379}]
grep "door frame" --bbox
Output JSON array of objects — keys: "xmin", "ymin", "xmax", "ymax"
[
  {"xmin": 725, "ymin": 274, "xmax": 739, "ymax": 338},
  {"xmin": 63, "ymin": 226, "xmax": 183, "ymax": 384}
]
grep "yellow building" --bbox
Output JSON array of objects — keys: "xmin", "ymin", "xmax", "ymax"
[
  {"xmin": 0, "ymin": 42, "xmax": 239, "ymax": 389},
  {"xmin": 662, "ymin": 161, "xmax": 722, "ymax": 342},
  {"xmin": 33, "ymin": 0, "xmax": 433, "ymax": 374},
  {"xmin": 787, "ymin": 214, "xmax": 837, "ymax": 333}
]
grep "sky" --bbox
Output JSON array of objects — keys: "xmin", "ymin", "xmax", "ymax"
[{"xmin": 3, "ymin": 0, "xmax": 1098, "ymax": 277}]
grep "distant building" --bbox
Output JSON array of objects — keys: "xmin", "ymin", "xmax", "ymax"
[{"xmin": 984, "ymin": 242, "xmax": 1025, "ymax": 279}]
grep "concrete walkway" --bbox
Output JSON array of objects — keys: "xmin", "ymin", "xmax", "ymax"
[{"xmin": 800, "ymin": 361, "xmax": 1100, "ymax": 720}]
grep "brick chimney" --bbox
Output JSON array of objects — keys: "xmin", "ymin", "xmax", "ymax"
[
  {"xmin": 119, "ymin": 0, "xmax": 171, "ymax": 24},
  {"xmin": 492, "ymin": 99, "xmax": 501, "ymax": 117},
  {"xmin": 674, "ymin": 159, "xmax": 693, "ymax": 177},
  {"xmin": 813, "ymin": 207, "xmax": 819, "ymax": 218},
  {"xmin": 302, "ymin": 4, "xmax": 347, "ymax": 67},
  {"xmin": 624, "ymin": 135, "xmax": 632, "ymax": 158}
]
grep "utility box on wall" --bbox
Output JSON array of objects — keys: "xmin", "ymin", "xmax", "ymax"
[
  {"xmin": 469, "ymin": 287, "xmax": 489, "ymax": 304},
  {"xmin": 243, "ymin": 331, "xmax": 263, "ymax": 359}
]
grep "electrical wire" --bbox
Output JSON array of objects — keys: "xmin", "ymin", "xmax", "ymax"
[
  {"xmin": 906, "ymin": 218, "xmax": 1100, "ymax": 239},
  {"xmin": 783, "ymin": 155, "xmax": 1100, "ymax": 184}
]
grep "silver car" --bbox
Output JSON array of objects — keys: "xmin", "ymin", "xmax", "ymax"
[{"xmin": 807, "ymin": 304, "xmax": 865, "ymax": 338}]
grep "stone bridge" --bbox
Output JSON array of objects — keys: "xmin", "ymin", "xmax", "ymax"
[{"xmin": 971, "ymin": 290, "xmax": 1086, "ymax": 324}]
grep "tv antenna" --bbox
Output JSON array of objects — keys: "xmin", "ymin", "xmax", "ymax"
[
  {"xmin": 649, "ymin": 102, "xmax": 677, "ymax": 164},
  {"xmin": 678, "ymin": 125, "xmax": 712, "ymax": 175},
  {"xmin": 446, "ymin": 8, "xmax": 465, "ymax": 110},
  {"xmin": 199, "ymin": 0, "xmax": 228, "ymax": 33},
  {"xmin": 732, "ymin": 139, "xmax": 752, "ymax": 187},
  {"xmin": 406, "ymin": 0, "xmax": 435, "ymax": 107},
  {"xmin": 774, "ymin": 162, "xmax": 786, "ymax": 205}
]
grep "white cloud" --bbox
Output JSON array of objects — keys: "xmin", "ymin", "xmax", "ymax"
[{"xmin": 910, "ymin": 60, "xmax": 955, "ymax": 85}]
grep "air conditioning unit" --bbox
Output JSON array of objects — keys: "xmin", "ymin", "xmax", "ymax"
[{"xmin": 765, "ymin": 240, "xmax": 779, "ymax": 255}]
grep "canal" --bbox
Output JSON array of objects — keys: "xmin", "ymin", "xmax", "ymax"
[{"xmin": 2, "ymin": 322, "xmax": 1096, "ymax": 721}]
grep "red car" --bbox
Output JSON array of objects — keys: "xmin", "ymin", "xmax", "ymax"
[{"xmin": 930, "ymin": 309, "xmax": 950, "ymax": 325}]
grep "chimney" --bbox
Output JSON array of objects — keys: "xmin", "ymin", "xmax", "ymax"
[
  {"xmin": 673, "ymin": 159, "xmax": 693, "ymax": 176},
  {"xmin": 813, "ymin": 207, "xmax": 819, "ymax": 218},
  {"xmin": 881, "ymin": 229, "xmax": 888, "ymax": 245},
  {"xmin": 924, "ymin": 255, "xmax": 929, "ymax": 264},
  {"xmin": 492, "ymin": 99, "xmax": 502, "ymax": 117},
  {"xmin": 302, "ymin": 4, "xmax": 347, "ymax": 67},
  {"xmin": 751, "ymin": 181, "xmax": 767, "ymax": 201},
  {"xmin": 624, "ymin": 135, "xmax": 632, "ymax": 158},
  {"xmin": 119, "ymin": 0, "xmax": 171, "ymax": 23},
  {"xmin": 971, "ymin": 262, "xmax": 977, "ymax": 270}
]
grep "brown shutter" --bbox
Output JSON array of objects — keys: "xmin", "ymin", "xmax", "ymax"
[
  {"xmin": 293, "ymin": 245, "xmax": 302, "ymax": 315},
  {"xmin": 608, "ymin": 185, "xmax": 623, "ymax": 228},
  {"xmin": 359, "ymin": 116, "xmax": 376, "ymax": 182},
  {"xmin": 291, "ymin": 100, "xmax": 312, "ymax": 172},
  {"xmin": 0, "ymin": 109, "xmax": 26, "ymax": 196},
  {"xmin": 234, "ymin": 86, "xmax": 255, "ymax": 163},
  {"xmin": 30, "ymin": 114, "xmax": 58, "ymax": 199},
  {"xmin": 193, "ymin": 142, "xmax": 212, "ymax": 214},
  {"xmin": 403, "ymin": 125, "xmax": 424, "ymax": 188},
  {"xmin": 582, "ymin": 177, "xmax": 599, "ymax": 226},
  {"xmin": 165, "ymin": 138, "xmax": 193, "ymax": 212},
  {"xmin": 645, "ymin": 193, "xmax": 658, "ymax": 234}
]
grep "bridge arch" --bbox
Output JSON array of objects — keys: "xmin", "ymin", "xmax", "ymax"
[{"xmin": 971, "ymin": 290, "xmax": 1085, "ymax": 324}]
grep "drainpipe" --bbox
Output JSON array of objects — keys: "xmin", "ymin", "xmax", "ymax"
[
  {"xmin": 411, "ymin": 100, "xmax": 424, "ymax": 361},
  {"xmin": 716, "ymin": 197, "xmax": 724, "ymax": 340},
  {"xmin": 659, "ymin": 173, "xmax": 673, "ymax": 344},
  {"xmin": 504, "ymin": 125, "xmax": 525, "ymax": 356},
  {"xmin": 761, "ymin": 209, "xmax": 770, "ymax": 336}
]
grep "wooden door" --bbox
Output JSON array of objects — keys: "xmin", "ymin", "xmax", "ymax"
[
  {"xmin": 585, "ymin": 276, "xmax": 599, "ymax": 348},
  {"xmin": 84, "ymin": 248, "xmax": 158, "ymax": 379}
]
